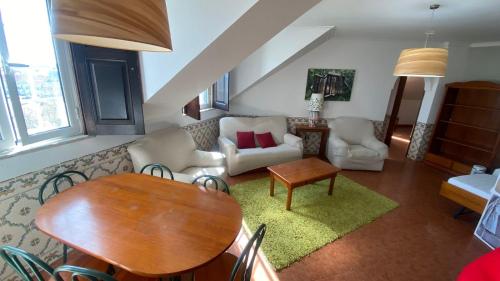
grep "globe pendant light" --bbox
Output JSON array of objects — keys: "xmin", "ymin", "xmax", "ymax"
[
  {"xmin": 394, "ymin": 4, "xmax": 448, "ymax": 77},
  {"xmin": 49, "ymin": 0, "xmax": 172, "ymax": 52}
]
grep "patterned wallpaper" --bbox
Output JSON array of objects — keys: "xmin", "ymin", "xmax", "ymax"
[
  {"xmin": 0, "ymin": 114, "xmax": 391, "ymax": 280},
  {"xmin": 0, "ymin": 145, "xmax": 132, "ymax": 281},
  {"xmin": 407, "ymin": 122, "xmax": 434, "ymax": 161}
]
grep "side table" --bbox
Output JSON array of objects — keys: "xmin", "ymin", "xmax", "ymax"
[{"xmin": 294, "ymin": 124, "xmax": 330, "ymax": 161}]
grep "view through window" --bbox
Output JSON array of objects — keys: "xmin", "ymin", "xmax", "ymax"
[{"xmin": 0, "ymin": 0, "xmax": 80, "ymax": 149}]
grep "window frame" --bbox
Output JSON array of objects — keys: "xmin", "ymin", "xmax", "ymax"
[
  {"xmin": 199, "ymin": 87, "xmax": 213, "ymax": 111},
  {"xmin": 0, "ymin": 5, "xmax": 83, "ymax": 148},
  {"xmin": 0, "ymin": 81, "xmax": 15, "ymax": 150}
]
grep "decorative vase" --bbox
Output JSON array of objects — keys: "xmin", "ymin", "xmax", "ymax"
[{"xmin": 308, "ymin": 93, "xmax": 324, "ymax": 127}]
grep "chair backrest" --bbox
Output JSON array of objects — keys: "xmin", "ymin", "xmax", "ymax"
[
  {"xmin": 219, "ymin": 117, "xmax": 287, "ymax": 145},
  {"xmin": 328, "ymin": 117, "xmax": 375, "ymax": 144},
  {"xmin": 39, "ymin": 171, "xmax": 89, "ymax": 205},
  {"xmin": 0, "ymin": 246, "xmax": 54, "ymax": 281},
  {"xmin": 128, "ymin": 127, "xmax": 197, "ymax": 173},
  {"xmin": 140, "ymin": 163, "xmax": 175, "ymax": 180},
  {"xmin": 192, "ymin": 175, "xmax": 230, "ymax": 194},
  {"xmin": 231, "ymin": 224, "xmax": 266, "ymax": 281},
  {"xmin": 53, "ymin": 265, "xmax": 116, "ymax": 281}
]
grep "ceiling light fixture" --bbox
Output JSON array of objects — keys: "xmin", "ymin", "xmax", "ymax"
[
  {"xmin": 393, "ymin": 4, "xmax": 448, "ymax": 77},
  {"xmin": 49, "ymin": 0, "xmax": 172, "ymax": 52}
]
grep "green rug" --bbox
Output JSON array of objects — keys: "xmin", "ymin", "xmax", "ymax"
[{"xmin": 231, "ymin": 175, "xmax": 398, "ymax": 270}]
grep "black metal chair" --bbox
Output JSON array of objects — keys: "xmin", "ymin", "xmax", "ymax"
[
  {"xmin": 140, "ymin": 163, "xmax": 175, "ymax": 180},
  {"xmin": 193, "ymin": 224, "xmax": 266, "ymax": 281},
  {"xmin": 38, "ymin": 171, "xmax": 89, "ymax": 263},
  {"xmin": 191, "ymin": 175, "xmax": 230, "ymax": 195},
  {"xmin": 38, "ymin": 171, "xmax": 89, "ymax": 205},
  {"xmin": 53, "ymin": 265, "xmax": 116, "ymax": 281},
  {"xmin": 0, "ymin": 245, "xmax": 54, "ymax": 281}
]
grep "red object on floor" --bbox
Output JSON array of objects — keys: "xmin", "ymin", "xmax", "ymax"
[
  {"xmin": 236, "ymin": 131, "xmax": 256, "ymax": 149},
  {"xmin": 256, "ymin": 132, "xmax": 277, "ymax": 148},
  {"xmin": 457, "ymin": 248, "xmax": 500, "ymax": 281}
]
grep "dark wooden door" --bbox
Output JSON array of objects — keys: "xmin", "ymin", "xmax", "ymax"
[
  {"xmin": 384, "ymin": 76, "xmax": 407, "ymax": 146},
  {"xmin": 71, "ymin": 44, "xmax": 145, "ymax": 135}
]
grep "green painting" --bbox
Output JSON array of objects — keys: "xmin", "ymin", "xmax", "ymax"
[{"xmin": 305, "ymin": 68, "xmax": 356, "ymax": 101}]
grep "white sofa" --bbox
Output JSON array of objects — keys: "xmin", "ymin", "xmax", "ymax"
[
  {"xmin": 127, "ymin": 127, "xmax": 226, "ymax": 183},
  {"xmin": 327, "ymin": 116, "xmax": 388, "ymax": 171},
  {"xmin": 219, "ymin": 116, "xmax": 303, "ymax": 176}
]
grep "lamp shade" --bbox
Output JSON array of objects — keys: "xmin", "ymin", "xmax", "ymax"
[
  {"xmin": 393, "ymin": 48, "xmax": 448, "ymax": 77},
  {"xmin": 309, "ymin": 93, "xmax": 324, "ymax": 111},
  {"xmin": 50, "ymin": 0, "xmax": 172, "ymax": 52}
]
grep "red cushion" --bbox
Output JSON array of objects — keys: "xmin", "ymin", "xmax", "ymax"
[
  {"xmin": 236, "ymin": 131, "xmax": 256, "ymax": 149},
  {"xmin": 256, "ymin": 132, "xmax": 277, "ymax": 148},
  {"xmin": 457, "ymin": 248, "xmax": 500, "ymax": 281}
]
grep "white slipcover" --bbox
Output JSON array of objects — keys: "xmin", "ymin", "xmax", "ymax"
[
  {"xmin": 327, "ymin": 116, "xmax": 388, "ymax": 171},
  {"xmin": 448, "ymin": 169, "xmax": 500, "ymax": 199},
  {"xmin": 127, "ymin": 127, "xmax": 226, "ymax": 183},
  {"xmin": 219, "ymin": 116, "xmax": 303, "ymax": 176}
]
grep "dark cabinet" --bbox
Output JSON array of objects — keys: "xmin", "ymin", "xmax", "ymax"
[{"xmin": 71, "ymin": 44, "xmax": 145, "ymax": 135}]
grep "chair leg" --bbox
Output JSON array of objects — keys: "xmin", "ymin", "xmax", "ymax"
[
  {"xmin": 453, "ymin": 206, "xmax": 473, "ymax": 219},
  {"xmin": 63, "ymin": 244, "xmax": 68, "ymax": 263},
  {"xmin": 106, "ymin": 264, "xmax": 116, "ymax": 275}
]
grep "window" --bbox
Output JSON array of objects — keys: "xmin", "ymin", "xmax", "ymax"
[
  {"xmin": 199, "ymin": 87, "xmax": 213, "ymax": 111},
  {"xmin": 0, "ymin": 0, "xmax": 81, "ymax": 151}
]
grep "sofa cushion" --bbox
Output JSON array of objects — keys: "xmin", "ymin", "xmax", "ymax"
[
  {"xmin": 349, "ymin": 145, "xmax": 380, "ymax": 160},
  {"xmin": 128, "ymin": 128, "xmax": 197, "ymax": 172},
  {"xmin": 220, "ymin": 116, "xmax": 287, "ymax": 145},
  {"xmin": 328, "ymin": 117, "xmax": 375, "ymax": 145},
  {"xmin": 256, "ymin": 132, "xmax": 277, "ymax": 148},
  {"xmin": 236, "ymin": 144, "xmax": 301, "ymax": 169},
  {"xmin": 236, "ymin": 131, "xmax": 256, "ymax": 149}
]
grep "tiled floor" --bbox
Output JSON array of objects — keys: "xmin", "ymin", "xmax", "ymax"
[
  {"xmin": 226, "ymin": 127, "xmax": 490, "ymax": 281},
  {"xmin": 62, "ymin": 129, "xmax": 490, "ymax": 281}
]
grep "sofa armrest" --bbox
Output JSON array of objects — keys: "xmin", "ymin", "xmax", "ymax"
[
  {"xmin": 190, "ymin": 150, "xmax": 226, "ymax": 167},
  {"xmin": 218, "ymin": 136, "xmax": 237, "ymax": 157},
  {"xmin": 361, "ymin": 136, "xmax": 388, "ymax": 159},
  {"xmin": 284, "ymin": 133, "xmax": 303, "ymax": 153},
  {"xmin": 329, "ymin": 134, "xmax": 349, "ymax": 156}
]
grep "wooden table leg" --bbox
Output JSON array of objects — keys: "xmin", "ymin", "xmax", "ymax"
[
  {"xmin": 286, "ymin": 187, "xmax": 293, "ymax": 211},
  {"xmin": 269, "ymin": 174, "xmax": 275, "ymax": 197},
  {"xmin": 328, "ymin": 174, "xmax": 337, "ymax": 195}
]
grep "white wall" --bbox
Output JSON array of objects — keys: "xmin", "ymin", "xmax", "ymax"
[
  {"xmin": 230, "ymin": 25, "xmax": 333, "ymax": 98},
  {"xmin": 230, "ymin": 37, "xmax": 426, "ymax": 121},
  {"xmin": 140, "ymin": 0, "xmax": 257, "ymax": 100},
  {"xmin": 465, "ymin": 46, "xmax": 500, "ymax": 82},
  {"xmin": 417, "ymin": 43, "xmax": 470, "ymax": 124},
  {"xmin": 397, "ymin": 77, "xmax": 424, "ymax": 125},
  {"xmin": 398, "ymin": 100, "xmax": 422, "ymax": 125}
]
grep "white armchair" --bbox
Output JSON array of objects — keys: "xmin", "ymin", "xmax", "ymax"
[
  {"xmin": 219, "ymin": 116, "xmax": 303, "ymax": 176},
  {"xmin": 327, "ymin": 117, "xmax": 388, "ymax": 171},
  {"xmin": 127, "ymin": 128, "xmax": 226, "ymax": 183}
]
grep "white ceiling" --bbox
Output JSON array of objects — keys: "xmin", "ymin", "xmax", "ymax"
[{"xmin": 295, "ymin": 0, "xmax": 500, "ymax": 44}]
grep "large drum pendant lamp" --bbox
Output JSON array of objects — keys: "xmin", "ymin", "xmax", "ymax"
[
  {"xmin": 394, "ymin": 4, "xmax": 448, "ymax": 77},
  {"xmin": 393, "ymin": 48, "xmax": 448, "ymax": 77},
  {"xmin": 50, "ymin": 0, "xmax": 172, "ymax": 52}
]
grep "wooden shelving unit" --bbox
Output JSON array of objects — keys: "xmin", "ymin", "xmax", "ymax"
[{"xmin": 425, "ymin": 81, "xmax": 500, "ymax": 175}]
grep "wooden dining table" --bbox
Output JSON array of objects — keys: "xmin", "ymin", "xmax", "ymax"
[{"xmin": 35, "ymin": 173, "xmax": 242, "ymax": 278}]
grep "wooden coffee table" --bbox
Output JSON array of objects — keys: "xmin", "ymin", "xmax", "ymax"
[{"xmin": 268, "ymin": 158, "xmax": 341, "ymax": 210}]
